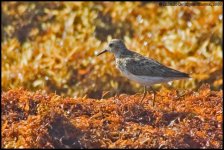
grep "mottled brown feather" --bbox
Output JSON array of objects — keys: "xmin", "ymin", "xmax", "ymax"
[{"xmin": 116, "ymin": 50, "xmax": 189, "ymax": 78}]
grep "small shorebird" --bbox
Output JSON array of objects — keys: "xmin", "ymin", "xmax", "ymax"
[{"xmin": 97, "ymin": 39, "xmax": 189, "ymax": 105}]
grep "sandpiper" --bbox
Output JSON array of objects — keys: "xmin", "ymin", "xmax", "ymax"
[{"xmin": 97, "ymin": 39, "xmax": 189, "ymax": 105}]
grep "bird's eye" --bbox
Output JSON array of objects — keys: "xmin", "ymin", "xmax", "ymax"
[{"xmin": 109, "ymin": 43, "xmax": 113, "ymax": 47}]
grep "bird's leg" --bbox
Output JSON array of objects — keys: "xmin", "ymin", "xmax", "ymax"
[
  {"xmin": 149, "ymin": 86, "xmax": 156, "ymax": 106},
  {"xmin": 114, "ymin": 88, "xmax": 121, "ymax": 100},
  {"xmin": 140, "ymin": 86, "xmax": 147, "ymax": 103}
]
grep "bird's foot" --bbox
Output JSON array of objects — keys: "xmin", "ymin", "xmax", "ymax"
[
  {"xmin": 152, "ymin": 92, "xmax": 156, "ymax": 107},
  {"xmin": 140, "ymin": 92, "xmax": 147, "ymax": 104},
  {"xmin": 113, "ymin": 92, "xmax": 120, "ymax": 100}
]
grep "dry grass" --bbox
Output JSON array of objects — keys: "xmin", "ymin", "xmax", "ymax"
[
  {"xmin": 1, "ymin": 2, "xmax": 223, "ymax": 98},
  {"xmin": 1, "ymin": 84, "xmax": 222, "ymax": 148}
]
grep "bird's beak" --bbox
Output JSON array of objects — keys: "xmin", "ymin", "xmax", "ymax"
[{"xmin": 96, "ymin": 49, "xmax": 108, "ymax": 56}]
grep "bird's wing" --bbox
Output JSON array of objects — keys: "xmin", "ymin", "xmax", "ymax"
[{"xmin": 124, "ymin": 54, "xmax": 189, "ymax": 78}]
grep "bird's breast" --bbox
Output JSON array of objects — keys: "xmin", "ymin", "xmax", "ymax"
[
  {"xmin": 115, "ymin": 59, "xmax": 143, "ymax": 83},
  {"xmin": 115, "ymin": 59, "xmax": 125, "ymax": 72}
]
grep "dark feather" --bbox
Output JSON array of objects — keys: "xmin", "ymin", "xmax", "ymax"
[{"xmin": 117, "ymin": 50, "xmax": 190, "ymax": 78}]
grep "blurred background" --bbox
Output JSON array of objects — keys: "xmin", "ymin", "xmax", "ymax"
[{"xmin": 1, "ymin": 2, "xmax": 223, "ymax": 98}]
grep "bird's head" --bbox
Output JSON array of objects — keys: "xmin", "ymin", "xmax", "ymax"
[{"xmin": 97, "ymin": 39, "xmax": 127, "ymax": 57}]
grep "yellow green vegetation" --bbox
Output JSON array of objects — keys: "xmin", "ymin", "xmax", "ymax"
[{"xmin": 1, "ymin": 2, "xmax": 223, "ymax": 98}]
